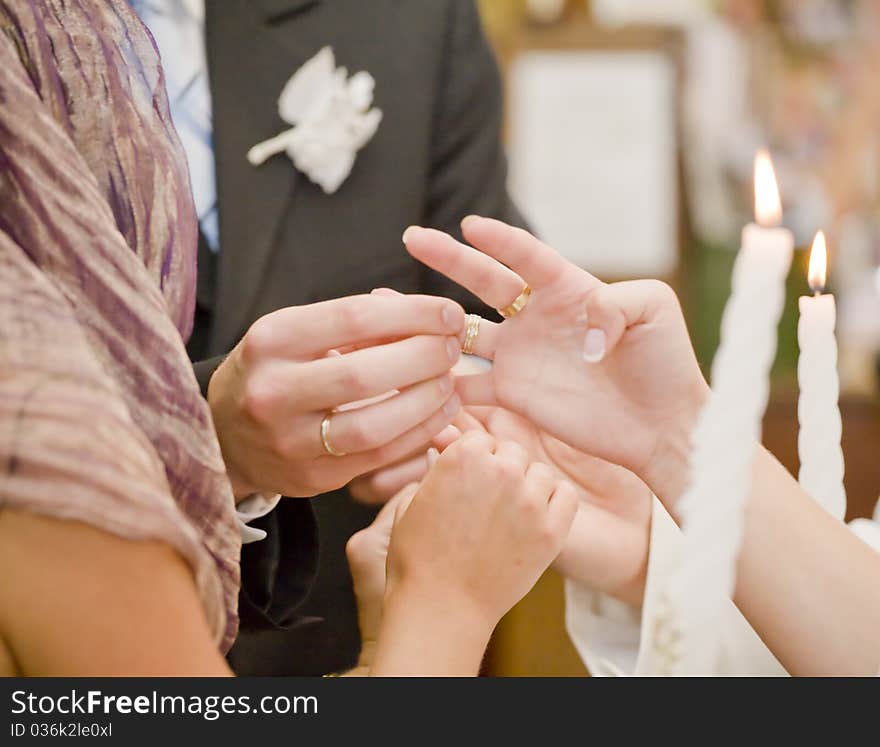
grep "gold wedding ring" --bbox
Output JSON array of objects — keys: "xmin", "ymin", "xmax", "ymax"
[
  {"xmin": 461, "ymin": 314, "xmax": 482, "ymax": 355},
  {"xmin": 320, "ymin": 412, "xmax": 347, "ymax": 457},
  {"xmin": 498, "ymin": 285, "xmax": 532, "ymax": 319}
]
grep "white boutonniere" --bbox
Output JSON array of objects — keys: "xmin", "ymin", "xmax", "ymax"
[{"xmin": 247, "ymin": 46, "xmax": 383, "ymax": 194}]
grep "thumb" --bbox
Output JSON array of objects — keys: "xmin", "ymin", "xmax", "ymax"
[
  {"xmin": 370, "ymin": 287, "xmax": 403, "ymax": 297},
  {"xmin": 582, "ymin": 280, "xmax": 678, "ymax": 363},
  {"xmin": 432, "ymin": 424, "xmax": 463, "ymax": 451},
  {"xmin": 390, "ymin": 482, "xmax": 419, "ymax": 527}
]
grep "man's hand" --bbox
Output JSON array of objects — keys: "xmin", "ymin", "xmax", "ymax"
[{"xmin": 208, "ymin": 293, "xmax": 465, "ymax": 500}]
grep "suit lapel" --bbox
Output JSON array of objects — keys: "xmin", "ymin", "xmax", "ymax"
[{"xmin": 205, "ymin": 0, "xmax": 323, "ymax": 352}]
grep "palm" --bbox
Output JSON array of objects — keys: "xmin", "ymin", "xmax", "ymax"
[
  {"xmin": 489, "ymin": 266, "xmax": 701, "ymax": 478},
  {"xmin": 405, "ymin": 215, "xmax": 707, "ymax": 481}
]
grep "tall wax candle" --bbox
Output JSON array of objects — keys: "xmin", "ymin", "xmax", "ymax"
[
  {"xmin": 661, "ymin": 151, "xmax": 794, "ymax": 675},
  {"xmin": 798, "ymin": 231, "xmax": 846, "ymax": 520}
]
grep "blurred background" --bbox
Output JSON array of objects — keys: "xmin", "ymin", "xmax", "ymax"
[{"xmin": 475, "ymin": 0, "xmax": 880, "ymax": 675}]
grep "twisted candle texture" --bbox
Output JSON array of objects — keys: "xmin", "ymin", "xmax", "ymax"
[
  {"xmin": 797, "ymin": 295, "xmax": 846, "ymax": 520},
  {"xmin": 665, "ymin": 225, "xmax": 793, "ymax": 675}
]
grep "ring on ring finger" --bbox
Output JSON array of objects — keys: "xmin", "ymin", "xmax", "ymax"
[{"xmin": 320, "ymin": 412, "xmax": 347, "ymax": 457}]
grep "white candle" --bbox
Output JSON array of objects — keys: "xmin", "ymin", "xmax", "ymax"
[
  {"xmin": 660, "ymin": 151, "xmax": 794, "ymax": 675},
  {"xmin": 798, "ymin": 231, "xmax": 846, "ymax": 520}
]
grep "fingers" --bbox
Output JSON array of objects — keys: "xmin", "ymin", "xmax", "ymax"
[
  {"xmin": 247, "ymin": 293, "xmax": 465, "ymax": 360},
  {"xmin": 437, "ymin": 430, "xmax": 497, "ymax": 466},
  {"xmin": 494, "ymin": 440, "xmax": 529, "ymax": 476},
  {"xmin": 433, "ymin": 423, "xmax": 462, "ymax": 447},
  {"xmin": 546, "ymin": 479, "xmax": 579, "ymax": 539},
  {"xmin": 460, "ymin": 216, "xmax": 572, "ymax": 291},
  {"xmin": 458, "ymin": 315, "xmax": 502, "ymax": 361},
  {"xmin": 432, "ymin": 424, "xmax": 462, "ymax": 452},
  {"xmin": 326, "ymin": 375, "xmax": 459, "ymax": 456},
  {"xmin": 372, "ymin": 287, "xmax": 501, "ymax": 362},
  {"xmin": 459, "ymin": 406, "xmax": 496, "ymax": 429},
  {"xmin": 454, "ymin": 371, "xmax": 498, "ymax": 407},
  {"xmin": 452, "ymin": 408, "xmax": 487, "ymax": 433},
  {"xmin": 392, "ymin": 482, "xmax": 419, "ymax": 526},
  {"xmin": 403, "ymin": 226, "xmax": 526, "ymax": 310},
  {"xmin": 295, "ymin": 334, "xmax": 461, "ymax": 411},
  {"xmin": 381, "ymin": 482, "xmax": 419, "ymax": 526},
  {"xmin": 350, "ymin": 454, "xmax": 432, "ymax": 505},
  {"xmin": 323, "ymin": 397, "xmax": 462, "ymax": 481},
  {"xmin": 524, "ymin": 461, "xmax": 558, "ymax": 502},
  {"xmin": 582, "ymin": 279, "xmax": 679, "ymax": 362}
]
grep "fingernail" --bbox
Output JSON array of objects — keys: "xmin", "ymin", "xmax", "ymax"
[
  {"xmin": 444, "ymin": 393, "xmax": 461, "ymax": 416},
  {"xmin": 446, "ymin": 336, "xmax": 461, "ymax": 363},
  {"xmin": 327, "ymin": 349, "xmax": 343, "ymax": 358},
  {"xmin": 438, "ymin": 375, "xmax": 453, "ymax": 396},
  {"xmin": 583, "ymin": 328, "xmax": 607, "ymax": 363},
  {"xmin": 441, "ymin": 304, "xmax": 461, "ymax": 331},
  {"xmin": 402, "ymin": 226, "xmax": 420, "ymax": 244},
  {"xmin": 461, "ymin": 215, "xmax": 482, "ymax": 228},
  {"xmin": 427, "ymin": 447, "xmax": 440, "ymax": 467}
]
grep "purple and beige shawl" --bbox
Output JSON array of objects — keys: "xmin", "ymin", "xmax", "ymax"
[{"xmin": 0, "ymin": 0, "xmax": 240, "ymax": 650}]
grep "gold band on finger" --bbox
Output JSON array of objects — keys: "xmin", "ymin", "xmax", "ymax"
[
  {"xmin": 461, "ymin": 314, "xmax": 482, "ymax": 355},
  {"xmin": 320, "ymin": 412, "xmax": 347, "ymax": 457},
  {"xmin": 498, "ymin": 285, "xmax": 532, "ymax": 319}
]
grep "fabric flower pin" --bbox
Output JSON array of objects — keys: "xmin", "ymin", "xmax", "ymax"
[{"xmin": 247, "ymin": 46, "xmax": 383, "ymax": 194}]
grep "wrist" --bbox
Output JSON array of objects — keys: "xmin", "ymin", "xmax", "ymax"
[
  {"xmin": 642, "ymin": 380, "xmax": 709, "ymax": 516},
  {"xmin": 369, "ymin": 578, "xmax": 496, "ymax": 676},
  {"xmin": 356, "ymin": 639, "xmax": 378, "ymax": 670},
  {"xmin": 206, "ymin": 355, "xmax": 258, "ymax": 503}
]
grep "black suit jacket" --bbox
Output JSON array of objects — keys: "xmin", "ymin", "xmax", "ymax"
[{"xmin": 192, "ymin": 0, "xmax": 526, "ymax": 675}]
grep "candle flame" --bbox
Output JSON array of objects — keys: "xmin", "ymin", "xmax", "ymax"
[
  {"xmin": 754, "ymin": 149, "xmax": 783, "ymax": 227},
  {"xmin": 808, "ymin": 230, "xmax": 827, "ymax": 294}
]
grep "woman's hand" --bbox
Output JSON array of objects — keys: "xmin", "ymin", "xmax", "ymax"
[
  {"xmin": 454, "ymin": 408, "xmax": 653, "ymax": 607},
  {"xmin": 208, "ymin": 293, "xmax": 464, "ymax": 500},
  {"xmin": 345, "ymin": 484, "xmax": 418, "ymax": 672},
  {"xmin": 404, "ymin": 217, "xmax": 709, "ymax": 504},
  {"xmin": 370, "ymin": 432, "xmax": 578, "ymax": 676},
  {"xmin": 348, "ymin": 449, "xmax": 436, "ymax": 505}
]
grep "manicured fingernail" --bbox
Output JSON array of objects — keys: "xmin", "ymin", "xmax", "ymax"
[
  {"xmin": 446, "ymin": 336, "xmax": 461, "ymax": 363},
  {"xmin": 441, "ymin": 304, "xmax": 463, "ymax": 331},
  {"xmin": 438, "ymin": 375, "xmax": 453, "ymax": 396},
  {"xmin": 583, "ymin": 328, "xmax": 607, "ymax": 363},
  {"xmin": 444, "ymin": 394, "xmax": 461, "ymax": 416},
  {"xmin": 402, "ymin": 226, "xmax": 420, "ymax": 243},
  {"xmin": 427, "ymin": 447, "xmax": 440, "ymax": 467},
  {"xmin": 461, "ymin": 215, "xmax": 482, "ymax": 228}
]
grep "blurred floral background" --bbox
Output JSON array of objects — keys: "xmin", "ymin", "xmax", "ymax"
[
  {"xmin": 475, "ymin": 0, "xmax": 880, "ymax": 676},
  {"xmin": 478, "ymin": 0, "xmax": 880, "ymax": 393}
]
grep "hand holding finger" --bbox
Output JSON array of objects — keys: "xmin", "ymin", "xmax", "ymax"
[
  {"xmin": 350, "ymin": 453, "xmax": 432, "ymax": 505},
  {"xmin": 293, "ymin": 334, "xmax": 461, "ymax": 412},
  {"xmin": 246, "ymin": 293, "xmax": 465, "ymax": 360}
]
